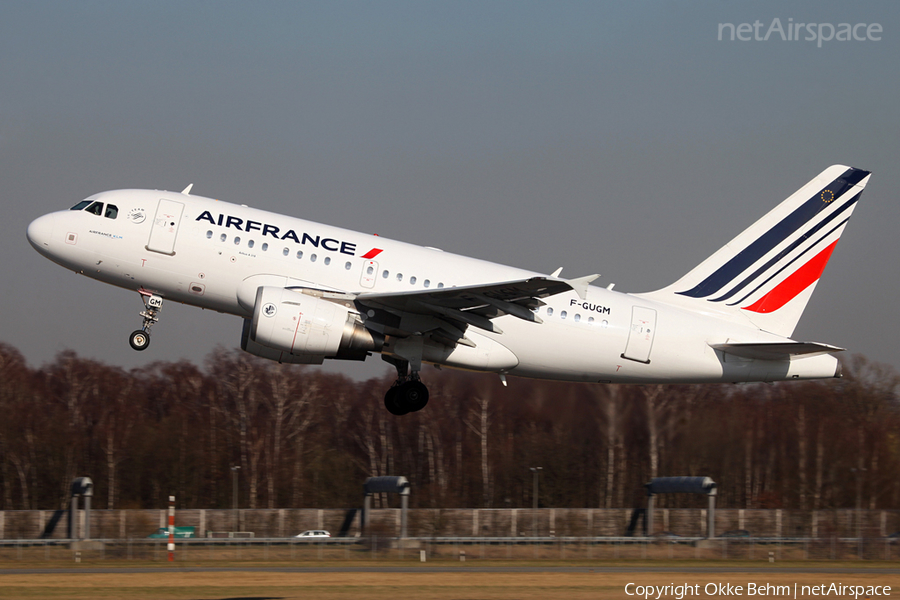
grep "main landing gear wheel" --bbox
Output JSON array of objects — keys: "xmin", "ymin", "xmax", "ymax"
[
  {"xmin": 399, "ymin": 380, "xmax": 429, "ymax": 412},
  {"xmin": 129, "ymin": 330, "xmax": 150, "ymax": 351},
  {"xmin": 382, "ymin": 355, "xmax": 429, "ymax": 415},
  {"xmin": 384, "ymin": 386, "xmax": 408, "ymax": 416},
  {"xmin": 383, "ymin": 379, "xmax": 429, "ymax": 415}
]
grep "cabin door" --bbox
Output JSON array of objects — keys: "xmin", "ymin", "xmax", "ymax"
[{"xmin": 621, "ymin": 306, "xmax": 657, "ymax": 364}]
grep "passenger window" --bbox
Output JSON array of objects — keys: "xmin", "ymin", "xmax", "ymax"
[
  {"xmin": 206, "ymin": 230, "xmax": 213, "ymax": 239},
  {"xmin": 410, "ymin": 276, "xmax": 417, "ymax": 285},
  {"xmin": 324, "ymin": 257, "xmax": 331, "ymax": 265},
  {"xmin": 248, "ymin": 240, "xmax": 255, "ymax": 249},
  {"xmin": 574, "ymin": 314, "xmax": 581, "ymax": 323},
  {"xmin": 547, "ymin": 307, "xmax": 554, "ymax": 317},
  {"xmin": 424, "ymin": 279, "xmax": 430, "ymax": 288},
  {"xmin": 561, "ymin": 311, "xmax": 567, "ymax": 320},
  {"xmin": 220, "ymin": 233, "xmax": 227, "ymax": 242},
  {"xmin": 437, "ymin": 283, "xmax": 444, "ymax": 289},
  {"xmin": 70, "ymin": 200, "xmax": 92, "ymax": 211},
  {"xmin": 382, "ymin": 270, "xmax": 389, "ymax": 279},
  {"xmin": 234, "ymin": 237, "xmax": 241, "ymax": 245},
  {"xmin": 104, "ymin": 204, "xmax": 118, "ymax": 219},
  {"xmin": 85, "ymin": 201, "xmax": 103, "ymax": 216},
  {"xmin": 345, "ymin": 262, "xmax": 352, "ymax": 270},
  {"xmin": 283, "ymin": 248, "xmax": 289, "ymax": 256},
  {"xmin": 296, "ymin": 251, "xmax": 303, "ymax": 259},
  {"xmin": 588, "ymin": 317, "xmax": 595, "ymax": 324},
  {"xmin": 310, "ymin": 254, "xmax": 317, "ymax": 262},
  {"xmin": 262, "ymin": 243, "xmax": 268, "ymax": 251}
]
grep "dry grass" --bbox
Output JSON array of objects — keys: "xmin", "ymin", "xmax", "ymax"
[
  {"xmin": 1, "ymin": 561, "xmax": 899, "ymax": 599},
  {"xmin": 0, "ymin": 571, "xmax": 898, "ymax": 599}
]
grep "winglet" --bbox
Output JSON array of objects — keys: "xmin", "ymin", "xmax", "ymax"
[
  {"xmin": 181, "ymin": 184, "xmax": 194, "ymax": 195},
  {"xmin": 566, "ymin": 274, "xmax": 600, "ymax": 300}
]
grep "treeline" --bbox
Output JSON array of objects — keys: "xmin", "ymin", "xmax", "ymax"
[{"xmin": 0, "ymin": 342, "xmax": 898, "ymax": 512}]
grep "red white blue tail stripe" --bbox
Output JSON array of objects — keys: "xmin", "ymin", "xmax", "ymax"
[{"xmin": 647, "ymin": 165, "xmax": 870, "ymax": 337}]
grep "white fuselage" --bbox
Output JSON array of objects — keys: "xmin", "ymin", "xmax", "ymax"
[{"xmin": 26, "ymin": 188, "xmax": 841, "ymax": 383}]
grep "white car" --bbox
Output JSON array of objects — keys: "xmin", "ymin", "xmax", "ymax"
[{"xmin": 294, "ymin": 530, "xmax": 331, "ymax": 539}]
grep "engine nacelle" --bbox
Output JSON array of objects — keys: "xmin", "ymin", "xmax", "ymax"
[{"xmin": 241, "ymin": 286, "xmax": 383, "ymax": 362}]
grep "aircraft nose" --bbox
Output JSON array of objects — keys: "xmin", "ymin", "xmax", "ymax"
[{"xmin": 26, "ymin": 213, "xmax": 56, "ymax": 254}]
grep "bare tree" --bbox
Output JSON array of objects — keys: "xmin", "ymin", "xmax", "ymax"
[{"xmin": 465, "ymin": 393, "xmax": 493, "ymax": 507}]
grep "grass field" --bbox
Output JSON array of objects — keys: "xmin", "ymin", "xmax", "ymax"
[{"xmin": 1, "ymin": 560, "xmax": 898, "ymax": 599}]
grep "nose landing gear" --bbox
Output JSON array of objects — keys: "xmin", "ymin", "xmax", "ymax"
[{"xmin": 129, "ymin": 291, "xmax": 163, "ymax": 351}]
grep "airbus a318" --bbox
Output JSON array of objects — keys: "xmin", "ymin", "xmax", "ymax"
[{"xmin": 26, "ymin": 165, "xmax": 870, "ymax": 415}]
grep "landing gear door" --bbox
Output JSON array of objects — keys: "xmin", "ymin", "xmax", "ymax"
[
  {"xmin": 146, "ymin": 199, "xmax": 185, "ymax": 255},
  {"xmin": 621, "ymin": 306, "xmax": 656, "ymax": 364},
  {"xmin": 360, "ymin": 260, "xmax": 378, "ymax": 289}
]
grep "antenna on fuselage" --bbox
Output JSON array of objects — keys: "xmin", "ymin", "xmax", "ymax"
[{"xmin": 181, "ymin": 184, "xmax": 194, "ymax": 195}]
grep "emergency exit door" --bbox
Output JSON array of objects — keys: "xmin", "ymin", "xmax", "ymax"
[{"xmin": 360, "ymin": 260, "xmax": 378, "ymax": 288}]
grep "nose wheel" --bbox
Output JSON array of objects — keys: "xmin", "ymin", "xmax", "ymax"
[
  {"xmin": 129, "ymin": 291, "xmax": 164, "ymax": 351},
  {"xmin": 129, "ymin": 330, "xmax": 150, "ymax": 351}
]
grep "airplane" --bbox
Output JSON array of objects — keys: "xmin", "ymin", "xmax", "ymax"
[{"xmin": 26, "ymin": 165, "xmax": 870, "ymax": 415}]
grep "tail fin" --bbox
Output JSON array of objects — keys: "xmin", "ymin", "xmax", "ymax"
[{"xmin": 640, "ymin": 165, "xmax": 871, "ymax": 337}]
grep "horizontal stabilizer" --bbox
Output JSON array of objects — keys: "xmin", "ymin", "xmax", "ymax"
[{"xmin": 710, "ymin": 341, "xmax": 844, "ymax": 360}]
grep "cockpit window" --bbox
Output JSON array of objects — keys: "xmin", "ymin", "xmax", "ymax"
[
  {"xmin": 70, "ymin": 200, "xmax": 92, "ymax": 211},
  {"xmin": 104, "ymin": 204, "xmax": 118, "ymax": 219},
  {"xmin": 85, "ymin": 201, "xmax": 104, "ymax": 216}
]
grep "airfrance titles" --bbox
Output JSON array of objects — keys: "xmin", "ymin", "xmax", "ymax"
[
  {"xmin": 89, "ymin": 230, "xmax": 123, "ymax": 240},
  {"xmin": 197, "ymin": 211, "xmax": 358, "ymax": 256}
]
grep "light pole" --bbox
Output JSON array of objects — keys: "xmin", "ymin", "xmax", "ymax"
[
  {"xmin": 530, "ymin": 467, "xmax": 542, "ymax": 536},
  {"xmin": 231, "ymin": 466, "xmax": 241, "ymax": 533},
  {"xmin": 851, "ymin": 466, "xmax": 866, "ymax": 556}
]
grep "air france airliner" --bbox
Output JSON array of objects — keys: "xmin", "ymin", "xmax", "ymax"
[{"xmin": 26, "ymin": 165, "xmax": 870, "ymax": 415}]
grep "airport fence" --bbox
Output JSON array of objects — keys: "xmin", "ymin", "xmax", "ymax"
[
  {"xmin": 1, "ymin": 535, "xmax": 900, "ymax": 563},
  {"xmin": 2, "ymin": 507, "xmax": 899, "ymax": 540}
]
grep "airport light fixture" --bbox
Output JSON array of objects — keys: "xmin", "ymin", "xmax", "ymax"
[
  {"xmin": 530, "ymin": 467, "xmax": 542, "ymax": 509},
  {"xmin": 530, "ymin": 467, "xmax": 542, "ymax": 537}
]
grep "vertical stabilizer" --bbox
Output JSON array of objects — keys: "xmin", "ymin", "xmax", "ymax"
[{"xmin": 640, "ymin": 165, "xmax": 870, "ymax": 337}]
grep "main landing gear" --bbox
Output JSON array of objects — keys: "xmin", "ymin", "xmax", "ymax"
[
  {"xmin": 129, "ymin": 291, "xmax": 164, "ymax": 351},
  {"xmin": 383, "ymin": 358, "xmax": 429, "ymax": 416}
]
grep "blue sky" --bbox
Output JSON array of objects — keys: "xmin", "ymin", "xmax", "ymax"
[{"xmin": 3, "ymin": 1, "xmax": 898, "ymax": 378}]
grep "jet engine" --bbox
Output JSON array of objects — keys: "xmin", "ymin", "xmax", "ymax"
[{"xmin": 241, "ymin": 286, "xmax": 383, "ymax": 363}]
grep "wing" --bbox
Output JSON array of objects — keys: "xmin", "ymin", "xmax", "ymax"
[{"xmin": 354, "ymin": 275, "xmax": 597, "ymax": 347}]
